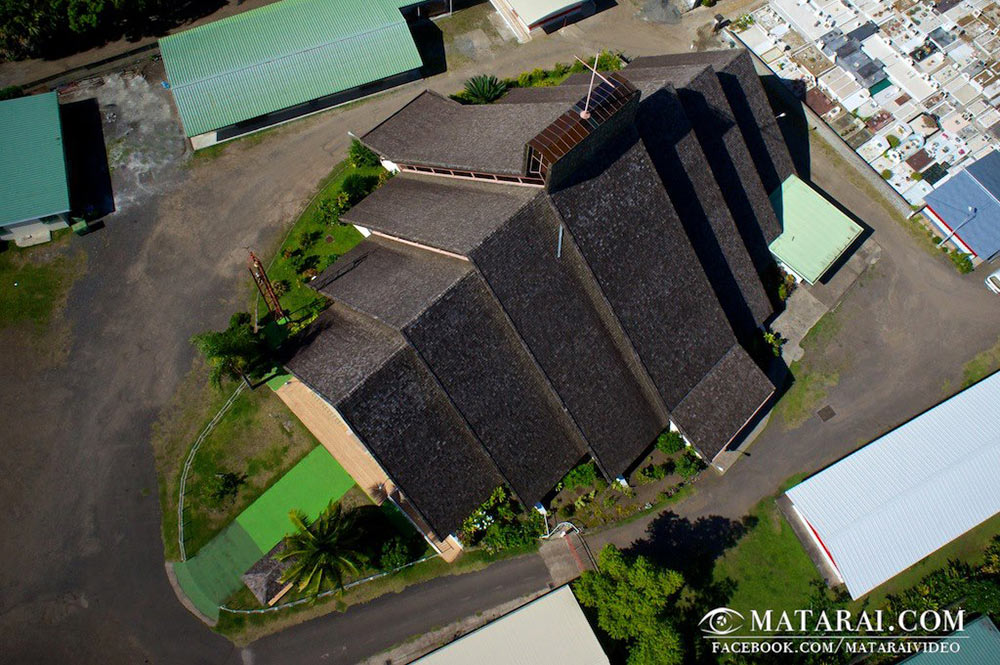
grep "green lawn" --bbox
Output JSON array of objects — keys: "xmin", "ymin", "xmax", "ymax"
[
  {"xmin": 712, "ymin": 496, "xmax": 822, "ymax": 617},
  {"xmin": 182, "ymin": 385, "xmax": 321, "ymax": 556},
  {"xmin": 710, "ymin": 480, "xmax": 1000, "ymax": 620},
  {"xmin": 0, "ymin": 234, "xmax": 84, "ymax": 330},
  {"xmin": 260, "ymin": 161, "xmax": 375, "ymax": 320},
  {"xmin": 961, "ymin": 337, "xmax": 1000, "ymax": 388},
  {"xmin": 175, "ymin": 445, "xmax": 356, "ymax": 622}
]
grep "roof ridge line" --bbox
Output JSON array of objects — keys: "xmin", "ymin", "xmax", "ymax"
[
  {"xmin": 674, "ymin": 344, "xmax": 739, "ymax": 407},
  {"xmin": 168, "ymin": 18, "xmax": 408, "ymax": 91},
  {"xmin": 969, "ymin": 163, "xmax": 1000, "ymax": 211}
]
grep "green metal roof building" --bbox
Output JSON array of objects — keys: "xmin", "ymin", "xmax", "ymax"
[
  {"xmin": 768, "ymin": 174, "xmax": 863, "ymax": 285},
  {"xmin": 0, "ymin": 92, "xmax": 71, "ymax": 232},
  {"xmin": 159, "ymin": 0, "xmax": 430, "ymax": 144},
  {"xmin": 902, "ymin": 616, "xmax": 1000, "ymax": 665}
]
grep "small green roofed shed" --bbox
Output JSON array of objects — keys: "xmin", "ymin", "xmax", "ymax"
[
  {"xmin": 768, "ymin": 174, "xmax": 862, "ymax": 285},
  {"xmin": 0, "ymin": 92, "xmax": 71, "ymax": 228},
  {"xmin": 159, "ymin": 0, "xmax": 425, "ymax": 139}
]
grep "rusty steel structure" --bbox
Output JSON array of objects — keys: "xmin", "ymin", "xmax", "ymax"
[{"xmin": 248, "ymin": 250, "xmax": 286, "ymax": 321}]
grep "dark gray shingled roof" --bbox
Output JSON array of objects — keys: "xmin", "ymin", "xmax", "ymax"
[
  {"xmin": 623, "ymin": 64, "xmax": 777, "ymax": 320},
  {"xmin": 311, "ymin": 234, "xmax": 472, "ymax": 329},
  {"xmin": 242, "ymin": 542, "xmax": 291, "ymax": 606},
  {"xmin": 631, "ymin": 79, "xmax": 770, "ymax": 339},
  {"xmin": 341, "ymin": 173, "xmax": 537, "ymax": 255},
  {"xmin": 628, "ymin": 50, "xmax": 796, "ymax": 195},
  {"xmin": 469, "ymin": 193, "xmax": 666, "ymax": 476},
  {"xmin": 547, "ymin": 124, "xmax": 737, "ymax": 410},
  {"xmin": 403, "ymin": 272, "xmax": 588, "ymax": 505},
  {"xmin": 285, "ymin": 302, "xmax": 405, "ymax": 405},
  {"xmin": 671, "ymin": 345, "xmax": 775, "ymax": 461},
  {"xmin": 361, "ymin": 90, "xmax": 569, "ymax": 175},
  {"xmin": 337, "ymin": 345, "xmax": 504, "ymax": 537}
]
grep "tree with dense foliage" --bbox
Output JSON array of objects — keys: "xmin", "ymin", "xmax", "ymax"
[
  {"xmin": 574, "ymin": 545, "xmax": 686, "ymax": 665},
  {"xmin": 277, "ymin": 501, "xmax": 367, "ymax": 595},
  {"xmin": 191, "ymin": 312, "xmax": 269, "ymax": 387},
  {"xmin": 462, "ymin": 74, "xmax": 507, "ymax": 104},
  {"xmin": 348, "ymin": 139, "xmax": 380, "ymax": 168},
  {"xmin": 1, "ymin": 0, "xmax": 224, "ymax": 60}
]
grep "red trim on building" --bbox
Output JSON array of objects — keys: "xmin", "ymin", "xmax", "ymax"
[
  {"xmin": 805, "ymin": 519, "xmax": 839, "ymax": 569},
  {"xmin": 925, "ymin": 204, "xmax": 977, "ymax": 257}
]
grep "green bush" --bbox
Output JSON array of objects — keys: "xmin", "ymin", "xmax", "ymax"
[
  {"xmin": 341, "ymin": 173, "xmax": 380, "ymax": 207},
  {"xmin": 561, "ymin": 461, "xmax": 599, "ymax": 490},
  {"xmin": 462, "ymin": 74, "xmax": 508, "ymax": 104},
  {"xmin": 348, "ymin": 139, "xmax": 381, "ymax": 168},
  {"xmin": 207, "ymin": 471, "xmax": 247, "ymax": 504},
  {"xmin": 0, "ymin": 85, "xmax": 23, "ymax": 101},
  {"xmin": 378, "ymin": 537, "xmax": 411, "ymax": 570},
  {"xmin": 910, "ymin": 170, "xmax": 924, "ymax": 180},
  {"xmin": 947, "ymin": 249, "xmax": 974, "ymax": 274},
  {"xmin": 880, "ymin": 169, "xmax": 893, "ymax": 179},
  {"xmin": 637, "ymin": 460, "xmax": 675, "ymax": 484},
  {"xmin": 459, "ymin": 486, "xmax": 541, "ymax": 553},
  {"xmin": 886, "ymin": 134, "xmax": 901, "ymax": 148},
  {"xmin": 675, "ymin": 452, "xmax": 705, "ymax": 479},
  {"xmin": 655, "ymin": 431, "xmax": 686, "ymax": 455}
]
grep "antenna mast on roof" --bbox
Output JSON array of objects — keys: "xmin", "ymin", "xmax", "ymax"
[
  {"xmin": 574, "ymin": 53, "xmax": 613, "ymax": 120},
  {"xmin": 248, "ymin": 250, "xmax": 286, "ymax": 323}
]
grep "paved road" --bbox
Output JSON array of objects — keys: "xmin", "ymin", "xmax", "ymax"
[
  {"xmin": 3, "ymin": 1, "xmax": 998, "ymax": 664},
  {"xmin": 243, "ymin": 554, "xmax": 551, "ymax": 665}
]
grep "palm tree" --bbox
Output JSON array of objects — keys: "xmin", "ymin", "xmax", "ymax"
[
  {"xmin": 277, "ymin": 502, "xmax": 367, "ymax": 595},
  {"xmin": 463, "ymin": 74, "xmax": 507, "ymax": 104},
  {"xmin": 191, "ymin": 312, "xmax": 268, "ymax": 387}
]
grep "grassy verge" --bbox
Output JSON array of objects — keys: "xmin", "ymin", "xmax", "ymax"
[
  {"xmin": 712, "ymin": 495, "xmax": 822, "ymax": 617},
  {"xmin": 0, "ymin": 233, "xmax": 85, "ymax": 331},
  {"xmin": 774, "ymin": 308, "xmax": 842, "ymax": 429},
  {"xmin": 0, "ymin": 234, "xmax": 87, "ymax": 372},
  {"xmin": 709, "ymin": 476, "xmax": 1000, "ymax": 621},
  {"xmin": 856, "ymin": 511, "xmax": 1000, "ymax": 611},
  {"xmin": 215, "ymin": 545, "xmax": 537, "ymax": 644},
  {"xmin": 961, "ymin": 337, "xmax": 1000, "ymax": 388},
  {"xmin": 258, "ymin": 161, "xmax": 374, "ymax": 319},
  {"xmin": 181, "ymin": 385, "xmax": 321, "ymax": 556},
  {"xmin": 152, "ymin": 361, "xmax": 233, "ymax": 561}
]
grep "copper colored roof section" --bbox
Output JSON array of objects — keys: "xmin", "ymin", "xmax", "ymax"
[{"xmin": 527, "ymin": 72, "xmax": 638, "ymax": 178}]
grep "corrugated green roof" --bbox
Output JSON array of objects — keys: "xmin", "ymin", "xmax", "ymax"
[
  {"xmin": 0, "ymin": 92, "xmax": 70, "ymax": 227},
  {"xmin": 768, "ymin": 174, "xmax": 862, "ymax": 284},
  {"xmin": 159, "ymin": 0, "xmax": 424, "ymax": 137},
  {"xmin": 902, "ymin": 616, "xmax": 1000, "ymax": 665}
]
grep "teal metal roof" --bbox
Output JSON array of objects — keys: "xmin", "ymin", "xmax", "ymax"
[
  {"xmin": 0, "ymin": 92, "xmax": 70, "ymax": 227},
  {"xmin": 159, "ymin": 0, "xmax": 424, "ymax": 137},
  {"xmin": 902, "ymin": 616, "xmax": 1000, "ymax": 665},
  {"xmin": 768, "ymin": 174, "xmax": 863, "ymax": 284}
]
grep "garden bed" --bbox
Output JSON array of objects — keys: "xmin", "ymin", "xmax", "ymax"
[{"xmin": 549, "ymin": 434, "xmax": 705, "ymax": 529}]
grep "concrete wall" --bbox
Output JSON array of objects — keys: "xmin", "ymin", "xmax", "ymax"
[{"xmin": 0, "ymin": 213, "xmax": 70, "ymax": 246}]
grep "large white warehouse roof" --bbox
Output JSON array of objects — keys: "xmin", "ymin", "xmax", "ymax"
[
  {"xmin": 411, "ymin": 586, "xmax": 609, "ymax": 665},
  {"xmin": 786, "ymin": 372, "xmax": 1000, "ymax": 599}
]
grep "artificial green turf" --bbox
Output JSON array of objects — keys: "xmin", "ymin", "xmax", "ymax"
[
  {"xmin": 236, "ymin": 446, "xmax": 354, "ymax": 551},
  {"xmin": 174, "ymin": 522, "xmax": 263, "ymax": 621}
]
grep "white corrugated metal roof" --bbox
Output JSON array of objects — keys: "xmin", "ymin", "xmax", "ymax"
[
  {"xmin": 411, "ymin": 586, "xmax": 609, "ymax": 665},
  {"xmin": 505, "ymin": 0, "xmax": 586, "ymax": 27},
  {"xmin": 786, "ymin": 372, "xmax": 1000, "ymax": 600}
]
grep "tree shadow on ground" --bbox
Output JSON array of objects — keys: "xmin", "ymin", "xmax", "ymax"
[{"xmin": 626, "ymin": 511, "xmax": 758, "ymax": 589}]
